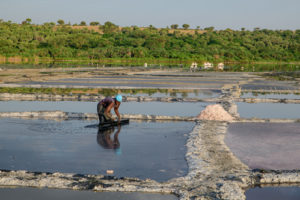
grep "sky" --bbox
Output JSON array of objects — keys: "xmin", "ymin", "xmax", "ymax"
[{"xmin": 0, "ymin": 0, "xmax": 299, "ymax": 30}]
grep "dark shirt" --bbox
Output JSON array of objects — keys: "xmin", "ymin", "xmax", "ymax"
[{"xmin": 100, "ymin": 97, "xmax": 115, "ymax": 108}]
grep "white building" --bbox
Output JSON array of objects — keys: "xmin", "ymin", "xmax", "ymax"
[
  {"xmin": 190, "ymin": 62, "xmax": 198, "ymax": 72},
  {"xmin": 217, "ymin": 63, "xmax": 224, "ymax": 70},
  {"xmin": 203, "ymin": 62, "xmax": 213, "ymax": 69}
]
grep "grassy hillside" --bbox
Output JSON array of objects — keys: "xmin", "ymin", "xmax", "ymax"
[{"xmin": 0, "ymin": 20, "xmax": 299, "ymax": 62}]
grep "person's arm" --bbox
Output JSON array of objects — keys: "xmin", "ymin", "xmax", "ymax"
[
  {"xmin": 114, "ymin": 104, "xmax": 121, "ymax": 123},
  {"xmin": 104, "ymin": 102, "xmax": 114, "ymax": 119}
]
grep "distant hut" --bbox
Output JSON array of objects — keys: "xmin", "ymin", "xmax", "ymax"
[
  {"xmin": 144, "ymin": 63, "xmax": 148, "ymax": 68},
  {"xmin": 203, "ymin": 62, "xmax": 213, "ymax": 69},
  {"xmin": 217, "ymin": 63, "xmax": 224, "ymax": 70},
  {"xmin": 190, "ymin": 62, "xmax": 198, "ymax": 72}
]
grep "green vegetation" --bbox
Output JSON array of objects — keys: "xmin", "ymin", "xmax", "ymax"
[
  {"xmin": 0, "ymin": 20, "xmax": 299, "ymax": 62},
  {"xmin": 0, "ymin": 87, "xmax": 193, "ymax": 97}
]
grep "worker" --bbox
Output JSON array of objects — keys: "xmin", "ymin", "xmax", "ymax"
[
  {"xmin": 97, "ymin": 94, "xmax": 122, "ymax": 124},
  {"xmin": 97, "ymin": 125, "xmax": 121, "ymax": 150}
]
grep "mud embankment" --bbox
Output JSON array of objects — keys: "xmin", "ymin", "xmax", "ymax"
[
  {"xmin": 1, "ymin": 111, "xmax": 299, "ymax": 123},
  {"xmin": 0, "ymin": 92, "xmax": 220, "ymax": 103},
  {"xmin": 0, "ymin": 111, "xmax": 195, "ymax": 121}
]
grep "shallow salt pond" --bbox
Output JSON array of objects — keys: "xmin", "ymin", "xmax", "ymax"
[
  {"xmin": 120, "ymin": 90, "xmax": 220, "ymax": 98},
  {"xmin": 26, "ymin": 77, "xmax": 226, "ymax": 89},
  {"xmin": 225, "ymin": 123, "xmax": 300, "ymax": 170},
  {"xmin": 0, "ymin": 100, "xmax": 209, "ymax": 117},
  {"xmin": 236, "ymin": 102, "xmax": 300, "ymax": 119},
  {"xmin": 0, "ymin": 187, "xmax": 177, "ymax": 200},
  {"xmin": 241, "ymin": 92, "xmax": 300, "ymax": 99},
  {"xmin": 0, "ymin": 118, "xmax": 193, "ymax": 182},
  {"xmin": 246, "ymin": 186, "xmax": 300, "ymax": 200}
]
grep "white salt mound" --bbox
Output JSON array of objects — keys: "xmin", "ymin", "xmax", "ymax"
[{"xmin": 197, "ymin": 104, "xmax": 234, "ymax": 122}]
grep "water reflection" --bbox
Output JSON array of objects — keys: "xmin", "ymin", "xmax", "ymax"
[
  {"xmin": 246, "ymin": 186, "xmax": 300, "ymax": 200},
  {"xmin": 97, "ymin": 125, "xmax": 121, "ymax": 155}
]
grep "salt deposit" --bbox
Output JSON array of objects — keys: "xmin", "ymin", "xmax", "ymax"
[{"xmin": 197, "ymin": 104, "xmax": 235, "ymax": 122}]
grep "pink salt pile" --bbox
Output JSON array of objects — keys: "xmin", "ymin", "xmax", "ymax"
[{"xmin": 197, "ymin": 104, "xmax": 234, "ymax": 122}]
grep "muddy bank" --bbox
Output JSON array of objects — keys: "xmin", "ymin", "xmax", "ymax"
[
  {"xmin": 0, "ymin": 92, "xmax": 220, "ymax": 103},
  {"xmin": 182, "ymin": 121, "xmax": 251, "ymax": 199},
  {"xmin": 0, "ymin": 111, "xmax": 195, "ymax": 121},
  {"xmin": 252, "ymin": 170, "xmax": 300, "ymax": 185},
  {"xmin": 235, "ymin": 98, "xmax": 300, "ymax": 104},
  {"xmin": 1, "ymin": 111, "xmax": 300, "ymax": 124}
]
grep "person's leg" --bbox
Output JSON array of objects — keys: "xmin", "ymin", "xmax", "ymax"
[
  {"xmin": 103, "ymin": 112, "xmax": 113, "ymax": 122},
  {"xmin": 97, "ymin": 103, "xmax": 105, "ymax": 124}
]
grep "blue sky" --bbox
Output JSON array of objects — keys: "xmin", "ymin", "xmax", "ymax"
[{"xmin": 0, "ymin": 0, "xmax": 299, "ymax": 30}]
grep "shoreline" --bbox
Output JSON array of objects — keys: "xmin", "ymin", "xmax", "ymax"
[{"xmin": 1, "ymin": 56, "xmax": 300, "ymax": 66}]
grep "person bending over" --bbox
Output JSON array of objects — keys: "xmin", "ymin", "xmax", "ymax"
[{"xmin": 97, "ymin": 94, "xmax": 122, "ymax": 124}]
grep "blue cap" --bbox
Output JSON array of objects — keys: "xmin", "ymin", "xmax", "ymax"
[{"xmin": 116, "ymin": 94, "xmax": 122, "ymax": 102}]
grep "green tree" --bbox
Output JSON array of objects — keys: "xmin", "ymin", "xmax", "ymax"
[
  {"xmin": 21, "ymin": 18, "xmax": 32, "ymax": 25},
  {"xmin": 149, "ymin": 25, "xmax": 156, "ymax": 30},
  {"xmin": 204, "ymin": 27, "xmax": 215, "ymax": 32},
  {"xmin": 101, "ymin": 21, "xmax": 119, "ymax": 34},
  {"xmin": 57, "ymin": 19, "xmax": 65, "ymax": 25},
  {"xmin": 0, "ymin": 19, "xmax": 299, "ymax": 62},
  {"xmin": 90, "ymin": 21, "xmax": 100, "ymax": 26},
  {"xmin": 182, "ymin": 24, "xmax": 190, "ymax": 30},
  {"xmin": 80, "ymin": 21, "xmax": 86, "ymax": 26},
  {"xmin": 26, "ymin": 18, "xmax": 32, "ymax": 24},
  {"xmin": 171, "ymin": 24, "xmax": 179, "ymax": 29}
]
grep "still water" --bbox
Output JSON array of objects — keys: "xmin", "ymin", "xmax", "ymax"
[
  {"xmin": 225, "ymin": 123, "xmax": 300, "ymax": 170},
  {"xmin": 236, "ymin": 102, "xmax": 300, "ymax": 119},
  {"xmin": 0, "ymin": 118, "xmax": 193, "ymax": 182},
  {"xmin": 246, "ymin": 186, "xmax": 300, "ymax": 200},
  {"xmin": 241, "ymin": 92, "xmax": 300, "ymax": 99},
  {"xmin": 0, "ymin": 187, "xmax": 177, "ymax": 200},
  {"xmin": 0, "ymin": 100, "xmax": 209, "ymax": 117}
]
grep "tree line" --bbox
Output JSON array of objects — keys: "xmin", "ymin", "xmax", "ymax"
[{"xmin": 0, "ymin": 19, "xmax": 299, "ymax": 62}]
